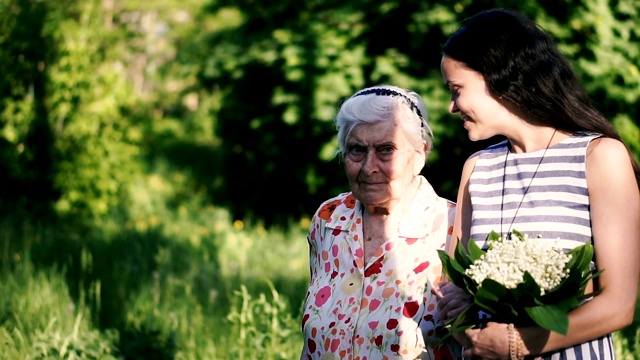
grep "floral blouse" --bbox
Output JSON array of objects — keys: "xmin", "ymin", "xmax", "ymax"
[{"xmin": 301, "ymin": 176, "xmax": 462, "ymax": 360}]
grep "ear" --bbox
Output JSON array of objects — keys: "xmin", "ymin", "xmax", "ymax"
[{"xmin": 414, "ymin": 142, "xmax": 429, "ymax": 175}]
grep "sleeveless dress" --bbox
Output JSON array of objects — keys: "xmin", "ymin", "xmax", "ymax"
[{"xmin": 467, "ymin": 132, "xmax": 615, "ymax": 360}]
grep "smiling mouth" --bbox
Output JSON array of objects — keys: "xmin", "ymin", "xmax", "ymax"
[{"xmin": 360, "ymin": 181, "xmax": 386, "ymax": 186}]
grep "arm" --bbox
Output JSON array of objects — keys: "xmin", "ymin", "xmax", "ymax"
[
  {"xmin": 436, "ymin": 156, "xmax": 477, "ymax": 321},
  {"xmin": 451, "ymin": 155, "xmax": 477, "ymax": 254},
  {"xmin": 306, "ymin": 212, "xmax": 322, "ymax": 284},
  {"xmin": 529, "ymin": 137, "xmax": 640, "ymax": 351},
  {"xmin": 464, "ymin": 138, "xmax": 640, "ymax": 358}
]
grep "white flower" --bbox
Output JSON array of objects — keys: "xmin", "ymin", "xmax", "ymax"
[{"xmin": 465, "ymin": 234, "xmax": 571, "ymax": 295}]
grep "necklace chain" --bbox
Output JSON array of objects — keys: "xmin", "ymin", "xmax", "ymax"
[{"xmin": 500, "ymin": 129, "xmax": 557, "ymax": 239}]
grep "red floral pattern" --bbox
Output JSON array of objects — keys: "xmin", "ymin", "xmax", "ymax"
[
  {"xmin": 364, "ymin": 255, "xmax": 384, "ymax": 277},
  {"xmin": 402, "ymin": 301, "xmax": 420, "ymax": 318},
  {"xmin": 301, "ymin": 177, "xmax": 462, "ymax": 359}
]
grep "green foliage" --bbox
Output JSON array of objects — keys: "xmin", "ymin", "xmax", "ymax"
[
  {"xmin": 614, "ymin": 290, "xmax": 640, "ymax": 358},
  {"xmin": 613, "ymin": 114, "xmax": 640, "ymax": 162},
  {"xmin": 0, "ymin": 154, "xmax": 310, "ymax": 358},
  {"xmin": 0, "ymin": 0, "xmax": 58, "ymax": 214},
  {"xmin": 189, "ymin": 0, "xmax": 640, "ymax": 222},
  {"xmin": 572, "ymin": 0, "xmax": 640, "ymax": 103},
  {"xmin": 226, "ymin": 283, "xmax": 302, "ymax": 359},
  {"xmin": 0, "ymin": 0, "xmax": 639, "ymax": 358},
  {"xmin": 194, "ymin": 0, "xmax": 453, "ymax": 224},
  {"xmin": 47, "ymin": 0, "xmax": 142, "ymax": 218},
  {"xmin": 2, "ymin": 0, "xmax": 639, "ymax": 223},
  {"xmin": 0, "ymin": 263, "xmax": 119, "ymax": 359}
]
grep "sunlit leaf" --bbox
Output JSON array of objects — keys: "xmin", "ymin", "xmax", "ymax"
[{"xmin": 526, "ymin": 304, "xmax": 569, "ymax": 335}]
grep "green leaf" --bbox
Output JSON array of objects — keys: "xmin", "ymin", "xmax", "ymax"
[
  {"xmin": 466, "ymin": 237, "xmax": 485, "ymax": 262},
  {"xmin": 544, "ymin": 244, "xmax": 602, "ymax": 303},
  {"xmin": 476, "ymin": 279, "xmax": 507, "ymax": 301},
  {"xmin": 454, "ymin": 239, "xmax": 474, "ymax": 269},
  {"xmin": 437, "ymin": 249, "xmax": 467, "ymax": 288},
  {"xmin": 525, "ymin": 304, "xmax": 570, "ymax": 335},
  {"xmin": 554, "ymin": 296, "xmax": 582, "ymax": 313},
  {"xmin": 510, "ymin": 229, "xmax": 525, "ymax": 240},
  {"xmin": 566, "ymin": 243, "xmax": 594, "ymax": 273},
  {"xmin": 581, "ymin": 286, "xmax": 603, "ymax": 301},
  {"xmin": 513, "ymin": 272, "xmax": 543, "ymax": 301},
  {"xmin": 474, "ymin": 279, "xmax": 510, "ymax": 317},
  {"xmin": 439, "ymin": 305, "xmax": 481, "ymax": 342},
  {"xmin": 487, "ymin": 231, "xmax": 502, "ymax": 241}
]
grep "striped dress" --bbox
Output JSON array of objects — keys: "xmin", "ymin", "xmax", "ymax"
[{"xmin": 468, "ymin": 132, "xmax": 615, "ymax": 360}]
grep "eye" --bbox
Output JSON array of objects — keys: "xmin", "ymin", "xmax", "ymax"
[
  {"xmin": 345, "ymin": 145, "xmax": 366, "ymax": 161},
  {"xmin": 377, "ymin": 145, "xmax": 396, "ymax": 160},
  {"xmin": 347, "ymin": 145, "xmax": 366, "ymax": 154},
  {"xmin": 447, "ymin": 87, "xmax": 461, "ymax": 103}
]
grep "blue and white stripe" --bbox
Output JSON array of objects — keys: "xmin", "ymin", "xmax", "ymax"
[{"xmin": 468, "ymin": 132, "xmax": 615, "ymax": 360}]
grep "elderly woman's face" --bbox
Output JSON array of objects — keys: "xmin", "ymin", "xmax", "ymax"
[{"xmin": 344, "ymin": 115, "xmax": 420, "ymax": 208}]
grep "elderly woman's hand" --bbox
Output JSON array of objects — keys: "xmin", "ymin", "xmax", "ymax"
[{"xmin": 433, "ymin": 281, "xmax": 473, "ymax": 321}]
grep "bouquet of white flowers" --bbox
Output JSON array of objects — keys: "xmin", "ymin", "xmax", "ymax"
[{"xmin": 437, "ymin": 230, "xmax": 601, "ymax": 337}]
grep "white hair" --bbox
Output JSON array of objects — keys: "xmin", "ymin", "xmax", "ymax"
[{"xmin": 334, "ymin": 85, "xmax": 433, "ymax": 160}]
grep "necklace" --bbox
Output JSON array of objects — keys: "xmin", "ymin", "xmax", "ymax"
[{"xmin": 500, "ymin": 129, "xmax": 557, "ymax": 240}]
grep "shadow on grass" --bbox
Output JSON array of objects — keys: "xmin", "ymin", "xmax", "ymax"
[
  {"xmin": 0, "ymin": 215, "xmax": 222, "ymax": 359},
  {"xmin": 0, "ymin": 213, "xmax": 310, "ymax": 358}
]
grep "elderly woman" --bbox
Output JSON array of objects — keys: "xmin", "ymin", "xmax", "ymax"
[{"xmin": 300, "ymin": 85, "xmax": 462, "ymax": 359}]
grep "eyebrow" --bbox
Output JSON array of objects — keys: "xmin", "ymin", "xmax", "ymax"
[{"xmin": 346, "ymin": 140, "xmax": 395, "ymax": 148}]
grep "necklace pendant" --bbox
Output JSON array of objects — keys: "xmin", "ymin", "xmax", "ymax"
[{"xmin": 506, "ymin": 232, "xmax": 512, "ymax": 240}]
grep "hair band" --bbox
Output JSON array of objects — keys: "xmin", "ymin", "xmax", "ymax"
[{"xmin": 353, "ymin": 88, "xmax": 425, "ymax": 121}]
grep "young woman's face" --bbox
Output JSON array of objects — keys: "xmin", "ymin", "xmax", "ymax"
[
  {"xmin": 343, "ymin": 114, "xmax": 423, "ymax": 208},
  {"xmin": 441, "ymin": 55, "xmax": 510, "ymax": 141}
]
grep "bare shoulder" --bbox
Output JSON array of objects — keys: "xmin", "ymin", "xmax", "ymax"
[
  {"xmin": 461, "ymin": 153, "xmax": 479, "ymax": 180},
  {"xmin": 586, "ymin": 137, "xmax": 636, "ymax": 189},
  {"xmin": 587, "ymin": 137, "xmax": 633, "ymax": 171},
  {"xmin": 587, "ymin": 136, "xmax": 629, "ymax": 154}
]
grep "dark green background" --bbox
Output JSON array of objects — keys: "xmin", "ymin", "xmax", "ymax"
[{"xmin": 1, "ymin": 0, "xmax": 638, "ymax": 226}]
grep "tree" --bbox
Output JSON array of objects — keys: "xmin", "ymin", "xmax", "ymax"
[
  {"xmin": 0, "ymin": 0, "xmax": 58, "ymax": 216},
  {"xmin": 192, "ymin": 0, "xmax": 640, "ymax": 225}
]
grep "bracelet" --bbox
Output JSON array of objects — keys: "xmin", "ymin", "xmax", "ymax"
[
  {"xmin": 507, "ymin": 323, "xmax": 525, "ymax": 360},
  {"xmin": 508, "ymin": 323, "xmax": 516, "ymax": 360}
]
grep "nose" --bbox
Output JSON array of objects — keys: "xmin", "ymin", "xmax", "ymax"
[
  {"xmin": 361, "ymin": 150, "xmax": 379, "ymax": 174},
  {"xmin": 448, "ymin": 99, "xmax": 459, "ymax": 114}
]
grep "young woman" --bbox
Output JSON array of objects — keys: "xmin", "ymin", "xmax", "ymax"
[{"xmin": 436, "ymin": 8, "xmax": 640, "ymax": 360}]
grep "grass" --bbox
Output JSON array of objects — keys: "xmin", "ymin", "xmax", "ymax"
[
  {"xmin": 0, "ymin": 212, "xmax": 308, "ymax": 359},
  {"xmin": 0, "ymin": 168, "xmax": 309, "ymax": 359}
]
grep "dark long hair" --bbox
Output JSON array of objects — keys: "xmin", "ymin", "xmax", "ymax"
[{"xmin": 443, "ymin": 8, "xmax": 640, "ymax": 185}]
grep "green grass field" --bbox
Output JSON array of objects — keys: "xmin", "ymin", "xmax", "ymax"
[{"xmin": 0, "ymin": 213, "xmax": 308, "ymax": 359}]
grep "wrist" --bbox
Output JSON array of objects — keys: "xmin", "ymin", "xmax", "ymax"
[{"xmin": 508, "ymin": 323, "xmax": 527, "ymax": 360}]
